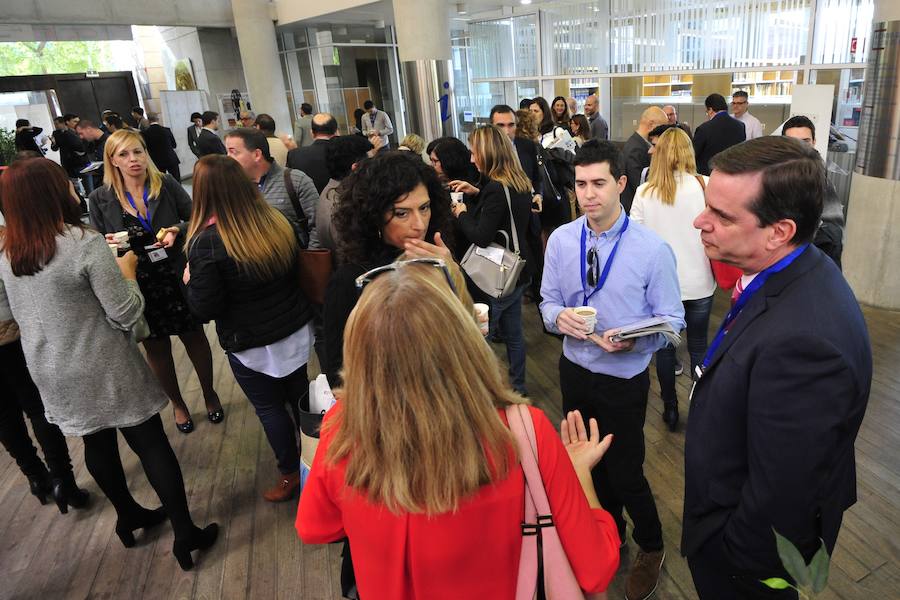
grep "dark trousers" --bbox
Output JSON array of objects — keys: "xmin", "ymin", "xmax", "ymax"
[
  {"xmin": 83, "ymin": 414, "xmax": 196, "ymax": 539},
  {"xmin": 559, "ymin": 356, "xmax": 663, "ymax": 551},
  {"xmin": 489, "ymin": 282, "xmax": 528, "ymax": 395},
  {"xmin": 228, "ymin": 355, "xmax": 306, "ymax": 475},
  {"xmin": 656, "ymin": 295, "xmax": 714, "ymax": 400},
  {"xmin": 0, "ymin": 340, "xmax": 73, "ymax": 480},
  {"xmin": 689, "ymin": 554, "xmax": 799, "ymax": 600}
]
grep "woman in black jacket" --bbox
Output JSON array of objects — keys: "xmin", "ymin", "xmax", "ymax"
[
  {"xmin": 90, "ymin": 129, "xmax": 221, "ymax": 434},
  {"xmin": 452, "ymin": 125, "xmax": 534, "ymax": 395},
  {"xmin": 323, "ymin": 151, "xmax": 454, "ymax": 387},
  {"xmin": 183, "ymin": 155, "xmax": 315, "ymax": 503}
]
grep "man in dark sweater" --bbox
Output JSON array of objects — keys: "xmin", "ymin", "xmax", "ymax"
[
  {"xmin": 143, "ymin": 113, "xmax": 181, "ymax": 179},
  {"xmin": 14, "ymin": 119, "xmax": 43, "ymax": 154},
  {"xmin": 286, "ymin": 113, "xmax": 337, "ymax": 193}
]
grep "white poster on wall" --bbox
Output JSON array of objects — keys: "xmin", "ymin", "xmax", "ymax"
[{"xmin": 774, "ymin": 84, "xmax": 835, "ymax": 159}]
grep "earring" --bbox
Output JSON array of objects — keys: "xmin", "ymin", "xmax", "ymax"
[{"xmin": 377, "ymin": 229, "xmax": 383, "ymax": 239}]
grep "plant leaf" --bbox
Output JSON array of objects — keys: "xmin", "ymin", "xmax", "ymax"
[
  {"xmin": 773, "ymin": 529, "xmax": 811, "ymax": 588},
  {"xmin": 761, "ymin": 577, "xmax": 793, "ymax": 590},
  {"xmin": 809, "ymin": 539, "xmax": 831, "ymax": 593}
]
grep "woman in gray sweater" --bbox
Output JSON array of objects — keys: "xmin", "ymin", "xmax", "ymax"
[{"xmin": 0, "ymin": 158, "xmax": 217, "ymax": 570}]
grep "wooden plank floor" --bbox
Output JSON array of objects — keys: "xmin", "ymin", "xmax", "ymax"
[{"xmin": 1, "ymin": 291, "xmax": 897, "ymax": 599}]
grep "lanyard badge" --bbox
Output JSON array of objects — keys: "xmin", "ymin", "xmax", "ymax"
[
  {"xmin": 579, "ymin": 216, "xmax": 629, "ymax": 306},
  {"xmin": 125, "ymin": 187, "xmax": 153, "ymax": 233}
]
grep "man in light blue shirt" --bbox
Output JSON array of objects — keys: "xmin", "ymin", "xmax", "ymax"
[{"xmin": 540, "ymin": 139, "xmax": 684, "ymax": 600}]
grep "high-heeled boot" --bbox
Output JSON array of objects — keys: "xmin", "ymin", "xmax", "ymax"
[
  {"xmin": 173, "ymin": 523, "xmax": 219, "ymax": 571},
  {"xmin": 115, "ymin": 506, "xmax": 167, "ymax": 547},
  {"xmin": 50, "ymin": 474, "xmax": 91, "ymax": 514},
  {"xmin": 27, "ymin": 470, "xmax": 52, "ymax": 506}
]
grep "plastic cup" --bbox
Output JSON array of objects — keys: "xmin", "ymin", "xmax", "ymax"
[
  {"xmin": 573, "ymin": 306, "xmax": 597, "ymax": 334},
  {"xmin": 473, "ymin": 303, "xmax": 489, "ymax": 335},
  {"xmin": 450, "ymin": 191, "xmax": 464, "ymax": 205}
]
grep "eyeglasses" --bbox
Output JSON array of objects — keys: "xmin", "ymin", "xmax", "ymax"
[
  {"xmin": 355, "ymin": 258, "xmax": 457, "ymax": 294},
  {"xmin": 586, "ymin": 247, "xmax": 600, "ymax": 287}
]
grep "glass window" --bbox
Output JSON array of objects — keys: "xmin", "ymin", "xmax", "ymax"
[
  {"xmin": 469, "ymin": 14, "xmax": 538, "ymax": 79},
  {"xmin": 812, "ymin": 0, "xmax": 874, "ymax": 64},
  {"xmin": 541, "ymin": 1, "xmax": 606, "ymax": 76}
]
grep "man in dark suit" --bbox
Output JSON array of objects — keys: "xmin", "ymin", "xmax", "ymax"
[
  {"xmin": 692, "ymin": 93, "xmax": 746, "ymax": 176},
  {"xmin": 196, "ymin": 111, "xmax": 226, "ymax": 157},
  {"xmin": 620, "ymin": 106, "xmax": 667, "ymax": 214},
  {"xmin": 142, "ymin": 113, "xmax": 181, "ymax": 179},
  {"xmin": 286, "ymin": 113, "xmax": 337, "ymax": 194},
  {"xmin": 187, "ymin": 112, "xmax": 203, "ymax": 157},
  {"xmin": 684, "ymin": 136, "xmax": 872, "ymax": 599}
]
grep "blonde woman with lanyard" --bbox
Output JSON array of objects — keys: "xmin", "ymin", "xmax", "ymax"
[{"xmin": 89, "ymin": 129, "xmax": 223, "ymax": 434}]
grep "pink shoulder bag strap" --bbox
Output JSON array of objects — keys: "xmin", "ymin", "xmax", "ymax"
[{"xmin": 506, "ymin": 404, "xmax": 585, "ymax": 600}]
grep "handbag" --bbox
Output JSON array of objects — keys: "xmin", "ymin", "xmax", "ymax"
[
  {"xmin": 284, "ymin": 169, "xmax": 333, "ymax": 304},
  {"xmin": 694, "ymin": 175, "xmax": 741, "ymax": 290},
  {"xmin": 506, "ymin": 404, "xmax": 586, "ymax": 600},
  {"xmin": 460, "ymin": 185, "xmax": 527, "ymax": 299}
]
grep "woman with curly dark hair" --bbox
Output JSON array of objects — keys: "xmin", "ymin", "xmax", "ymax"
[{"xmin": 323, "ymin": 151, "xmax": 454, "ymax": 386}]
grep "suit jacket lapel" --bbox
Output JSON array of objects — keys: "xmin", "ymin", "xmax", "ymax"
[{"xmin": 700, "ymin": 246, "xmax": 821, "ymax": 376}]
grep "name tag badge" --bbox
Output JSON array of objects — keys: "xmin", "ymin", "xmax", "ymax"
[{"xmin": 147, "ymin": 247, "xmax": 168, "ymax": 263}]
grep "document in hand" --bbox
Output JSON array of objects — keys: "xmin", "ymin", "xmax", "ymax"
[
  {"xmin": 610, "ymin": 317, "xmax": 681, "ymax": 346},
  {"xmin": 79, "ymin": 161, "xmax": 104, "ymax": 174}
]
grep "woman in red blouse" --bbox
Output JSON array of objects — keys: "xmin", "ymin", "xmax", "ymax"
[{"xmin": 296, "ymin": 259, "xmax": 620, "ymax": 598}]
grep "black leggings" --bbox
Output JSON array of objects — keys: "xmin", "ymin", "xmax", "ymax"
[{"xmin": 82, "ymin": 414, "xmax": 196, "ymax": 540}]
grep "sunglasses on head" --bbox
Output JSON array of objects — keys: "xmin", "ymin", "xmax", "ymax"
[{"xmin": 355, "ymin": 258, "xmax": 458, "ymax": 294}]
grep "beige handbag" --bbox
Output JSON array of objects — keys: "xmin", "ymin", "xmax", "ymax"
[{"xmin": 460, "ymin": 185, "xmax": 527, "ymax": 299}]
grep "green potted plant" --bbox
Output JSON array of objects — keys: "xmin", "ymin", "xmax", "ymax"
[
  {"xmin": 762, "ymin": 529, "xmax": 831, "ymax": 599},
  {"xmin": 0, "ymin": 127, "xmax": 17, "ymax": 166}
]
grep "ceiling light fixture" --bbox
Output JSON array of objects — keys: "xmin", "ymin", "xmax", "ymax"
[
  {"xmin": 457, "ymin": 2, "xmax": 467, "ymax": 14},
  {"xmin": 520, "ymin": 0, "xmax": 532, "ymax": 5}
]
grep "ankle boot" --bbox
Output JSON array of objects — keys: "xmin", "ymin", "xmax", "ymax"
[
  {"xmin": 662, "ymin": 400, "xmax": 679, "ymax": 432},
  {"xmin": 50, "ymin": 475, "xmax": 91, "ymax": 514},
  {"xmin": 115, "ymin": 506, "xmax": 167, "ymax": 548},
  {"xmin": 173, "ymin": 523, "xmax": 219, "ymax": 571},
  {"xmin": 263, "ymin": 472, "xmax": 301, "ymax": 503},
  {"xmin": 27, "ymin": 471, "xmax": 52, "ymax": 506}
]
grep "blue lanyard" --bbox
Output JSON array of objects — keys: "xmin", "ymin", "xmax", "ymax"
[
  {"xmin": 125, "ymin": 187, "xmax": 152, "ymax": 233},
  {"xmin": 700, "ymin": 244, "xmax": 809, "ymax": 372},
  {"xmin": 579, "ymin": 216, "xmax": 629, "ymax": 306}
]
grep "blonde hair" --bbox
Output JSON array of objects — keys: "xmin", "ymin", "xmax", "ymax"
[
  {"xmin": 185, "ymin": 155, "xmax": 297, "ymax": 280},
  {"xmin": 469, "ymin": 126, "xmax": 532, "ymax": 194},
  {"xmin": 102, "ymin": 129, "xmax": 163, "ymax": 204},
  {"xmin": 645, "ymin": 127, "xmax": 697, "ymax": 205},
  {"xmin": 326, "ymin": 260, "xmax": 525, "ymax": 515},
  {"xmin": 399, "ymin": 133, "xmax": 426, "ymax": 154}
]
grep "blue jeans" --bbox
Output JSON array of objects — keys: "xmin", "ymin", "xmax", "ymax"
[
  {"xmin": 227, "ymin": 354, "xmax": 306, "ymax": 475},
  {"xmin": 489, "ymin": 282, "xmax": 528, "ymax": 394},
  {"xmin": 656, "ymin": 295, "xmax": 714, "ymax": 402}
]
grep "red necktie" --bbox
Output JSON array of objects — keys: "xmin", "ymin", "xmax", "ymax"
[{"xmin": 730, "ymin": 277, "xmax": 744, "ymax": 306}]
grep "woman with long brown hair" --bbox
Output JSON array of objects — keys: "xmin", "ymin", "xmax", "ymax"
[
  {"xmin": 0, "ymin": 158, "xmax": 217, "ymax": 570},
  {"xmin": 90, "ymin": 129, "xmax": 222, "ymax": 434},
  {"xmin": 183, "ymin": 155, "xmax": 316, "ymax": 502},
  {"xmin": 452, "ymin": 125, "xmax": 535, "ymax": 395},
  {"xmin": 296, "ymin": 260, "xmax": 620, "ymax": 598}
]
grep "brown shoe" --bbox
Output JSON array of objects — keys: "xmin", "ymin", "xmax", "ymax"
[
  {"xmin": 625, "ymin": 549, "xmax": 665, "ymax": 600},
  {"xmin": 263, "ymin": 472, "xmax": 301, "ymax": 502}
]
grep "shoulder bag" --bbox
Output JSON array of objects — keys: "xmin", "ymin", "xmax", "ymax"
[
  {"xmin": 460, "ymin": 185, "xmax": 526, "ymax": 299},
  {"xmin": 284, "ymin": 169, "xmax": 333, "ymax": 304},
  {"xmin": 694, "ymin": 175, "xmax": 741, "ymax": 291},
  {"xmin": 506, "ymin": 404, "xmax": 587, "ymax": 600}
]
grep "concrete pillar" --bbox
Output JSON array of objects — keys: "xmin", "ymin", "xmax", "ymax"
[
  {"xmin": 842, "ymin": 0, "xmax": 900, "ymax": 309},
  {"xmin": 231, "ymin": 0, "xmax": 291, "ymax": 135},
  {"xmin": 392, "ymin": 0, "xmax": 457, "ymax": 142}
]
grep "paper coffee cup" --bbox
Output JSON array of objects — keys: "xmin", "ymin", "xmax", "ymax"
[
  {"xmin": 574, "ymin": 307, "xmax": 597, "ymax": 334},
  {"xmin": 112, "ymin": 231, "xmax": 129, "ymax": 244},
  {"xmin": 473, "ymin": 303, "xmax": 489, "ymax": 335},
  {"xmin": 450, "ymin": 191, "xmax": 464, "ymax": 204},
  {"xmin": 108, "ymin": 244, "xmax": 119, "ymax": 255}
]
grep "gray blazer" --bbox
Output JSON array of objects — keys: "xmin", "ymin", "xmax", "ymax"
[
  {"xmin": 0, "ymin": 227, "xmax": 167, "ymax": 436},
  {"xmin": 89, "ymin": 174, "xmax": 192, "ymax": 268}
]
